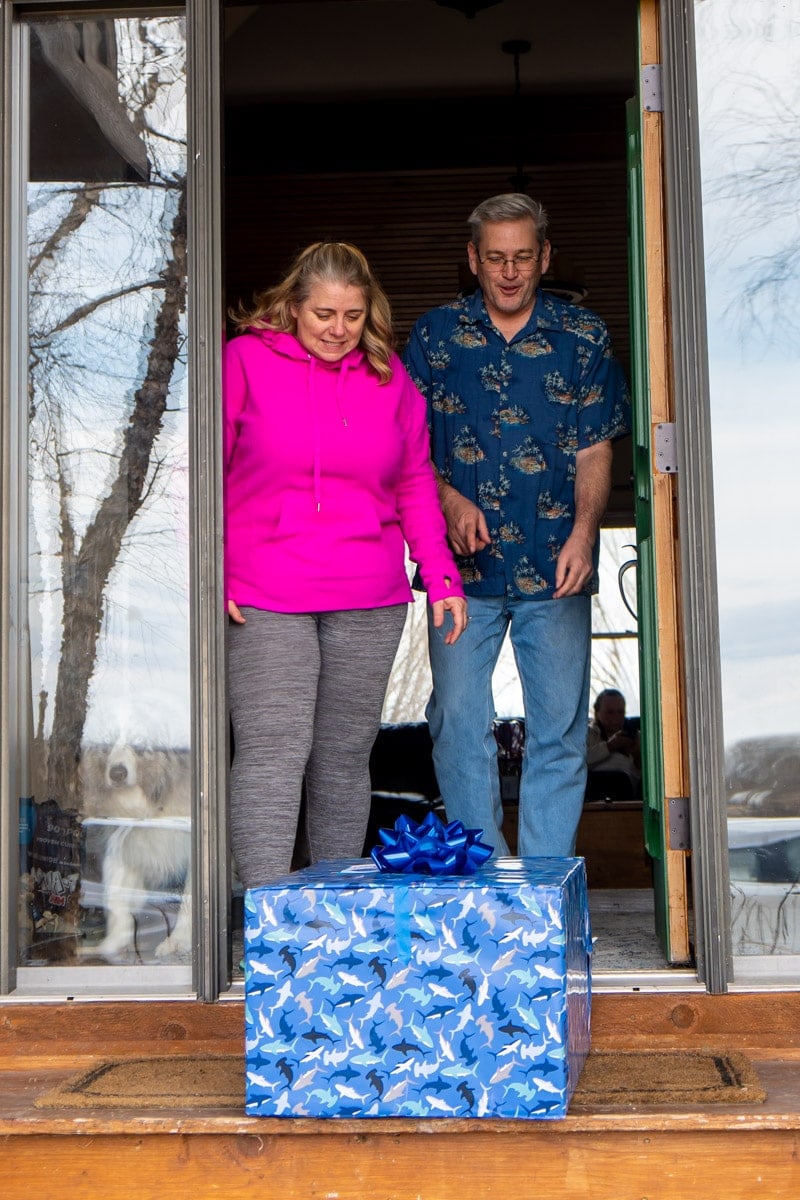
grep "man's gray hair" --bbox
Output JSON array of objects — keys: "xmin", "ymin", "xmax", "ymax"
[{"xmin": 467, "ymin": 193, "xmax": 549, "ymax": 247}]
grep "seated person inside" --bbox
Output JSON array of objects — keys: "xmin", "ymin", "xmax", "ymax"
[{"xmin": 586, "ymin": 688, "xmax": 641, "ymax": 802}]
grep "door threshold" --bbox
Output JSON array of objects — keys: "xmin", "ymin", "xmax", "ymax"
[{"xmin": 592, "ymin": 968, "xmax": 702, "ymax": 992}]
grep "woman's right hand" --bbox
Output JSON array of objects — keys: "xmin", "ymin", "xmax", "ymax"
[
  {"xmin": 431, "ymin": 595, "xmax": 469, "ymax": 644},
  {"xmin": 228, "ymin": 599, "xmax": 246, "ymax": 624}
]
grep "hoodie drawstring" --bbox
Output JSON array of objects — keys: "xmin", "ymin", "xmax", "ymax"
[
  {"xmin": 309, "ymin": 354, "xmax": 349, "ymax": 513},
  {"xmin": 336, "ymin": 358, "xmax": 349, "ymax": 428},
  {"xmin": 310, "ymin": 355, "xmax": 322, "ymax": 512}
]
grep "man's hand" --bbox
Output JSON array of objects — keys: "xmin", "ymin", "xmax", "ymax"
[
  {"xmin": 438, "ymin": 478, "xmax": 491, "ymax": 557},
  {"xmin": 553, "ymin": 530, "xmax": 595, "ymax": 598},
  {"xmin": 554, "ymin": 439, "xmax": 613, "ymax": 599}
]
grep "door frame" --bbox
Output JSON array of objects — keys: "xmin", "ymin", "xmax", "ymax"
[
  {"xmin": 186, "ymin": 0, "xmax": 228, "ymax": 1000},
  {"xmin": 210, "ymin": 0, "xmax": 732, "ymax": 990},
  {"xmin": 631, "ymin": 0, "xmax": 694, "ymax": 968}
]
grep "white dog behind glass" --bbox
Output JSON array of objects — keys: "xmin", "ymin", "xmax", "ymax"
[{"xmin": 79, "ymin": 740, "xmax": 192, "ymax": 961}]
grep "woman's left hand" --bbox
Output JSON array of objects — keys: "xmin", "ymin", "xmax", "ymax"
[
  {"xmin": 228, "ymin": 599, "xmax": 246, "ymax": 625},
  {"xmin": 431, "ymin": 596, "xmax": 469, "ymax": 644}
]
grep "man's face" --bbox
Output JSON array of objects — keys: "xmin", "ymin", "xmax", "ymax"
[
  {"xmin": 467, "ymin": 218, "xmax": 551, "ymax": 323},
  {"xmin": 596, "ymin": 695, "xmax": 626, "ymax": 734}
]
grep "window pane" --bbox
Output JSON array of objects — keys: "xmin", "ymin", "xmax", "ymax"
[
  {"xmin": 19, "ymin": 15, "xmax": 190, "ymax": 977},
  {"xmin": 590, "ymin": 527, "xmax": 639, "ymax": 716},
  {"xmin": 381, "ymin": 529, "xmax": 639, "ymax": 722},
  {"xmin": 695, "ymin": 1, "xmax": 800, "ymax": 969}
]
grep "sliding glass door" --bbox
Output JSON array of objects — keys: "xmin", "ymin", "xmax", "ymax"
[
  {"xmin": 2, "ymin": 2, "xmax": 226, "ymax": 998},
  {"xmin": 693, "ymin": 0, "xmax": 800, "ymax": 981}
]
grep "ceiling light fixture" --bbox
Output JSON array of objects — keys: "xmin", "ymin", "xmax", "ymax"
[
  {"xmin": 434, "ymin": 0, "xmax": 503, "ymax": 19},
  {"xmin": 502, "ymin": 38, "xmax": 532, "ymax": 192},
  {"xmin": 499, "ymin": 41, "xmax": 589, "ymax": 303}
]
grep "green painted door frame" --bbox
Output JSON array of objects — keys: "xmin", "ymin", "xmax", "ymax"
[{"xmin": 626, "ymin": 77, "xmax": 671, "ymax": 957}]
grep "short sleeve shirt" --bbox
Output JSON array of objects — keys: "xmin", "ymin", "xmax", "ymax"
[{"xmin": 402, "ymin": 288, "xmax": 632, "ymax": 600}]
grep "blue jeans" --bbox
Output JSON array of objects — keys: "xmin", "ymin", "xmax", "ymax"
[{"xmin": 426, "ymin": 594, "xmax": 591, "ymax": 858}]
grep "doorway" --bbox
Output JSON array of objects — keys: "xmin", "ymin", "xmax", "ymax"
[{"xmin": 221, "ymin": 0, "xmax": 692, "ymax": 982}]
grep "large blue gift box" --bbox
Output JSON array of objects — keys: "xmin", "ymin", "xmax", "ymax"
[{"xmin": 243, "ymin": 856, "xmax": 591, "ymax": 1118}]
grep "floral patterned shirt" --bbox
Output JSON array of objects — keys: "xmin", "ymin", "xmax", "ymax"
[{"xmin": 402, "ymin": 287, "xmax": 632, "ymax": 600}]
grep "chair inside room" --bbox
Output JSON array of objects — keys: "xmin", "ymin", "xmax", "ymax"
[{"xmin": 362, "ymin": 722, "xmax": 445, "ymax": 855}]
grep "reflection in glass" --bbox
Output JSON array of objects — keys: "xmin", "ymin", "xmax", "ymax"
[
  {"xmin": 19, "ymin": 16, "xmax": 190, "ymax": 970},
  {"xmin": 695, "ymin": 1, "xmax": 800, "ymax": 962}
]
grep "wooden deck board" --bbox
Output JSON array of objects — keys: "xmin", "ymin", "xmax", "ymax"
[
  {"xmin": 3, "ymin": 1120, "xmax": 800, "ymax": 1200},
  {"xmin": 3, "ymin": 995, "xmax": 800, "ymax": 1198}
]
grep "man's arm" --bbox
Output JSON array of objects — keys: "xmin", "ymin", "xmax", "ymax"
[
  {"xmin": 402, "ymin": 319, "xmax": 490, "ymax": 558},
  {"xmin": 553, "ymin": 439, "xmax": 613, "ymax": 599},
  {"xmin": 434, "ymin": 469, "xmax": 492, "ymax": 557}
]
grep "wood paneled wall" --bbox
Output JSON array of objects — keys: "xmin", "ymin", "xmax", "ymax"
[{"xmin": 225, "ymin": 163, "xmax": 630, "ymax": 362}]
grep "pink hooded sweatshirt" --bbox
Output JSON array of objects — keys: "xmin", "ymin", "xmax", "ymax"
[{"xmin": 223, "ymin": 329, "xmax": 465, "ymax": 613}]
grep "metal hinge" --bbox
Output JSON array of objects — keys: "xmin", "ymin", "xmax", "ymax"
[
  {"xmin": 668, "ymin": 796, "xmax": 691, "ymax": 850},
  {"xmin": 642, "ymin": 64, "xmax": 663, "ymax": 112},
  {"xmin": 654, "ymin": 422, "xmax": 678, "ymax": 474}
]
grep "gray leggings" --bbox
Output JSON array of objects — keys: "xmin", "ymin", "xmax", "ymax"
[{"xmin": 226, "ymin": 605, "xmax": 407, "ymax": 889}]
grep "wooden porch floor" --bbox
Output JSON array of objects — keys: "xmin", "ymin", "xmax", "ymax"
[{"xmin": 3, "ymin": 993, "xmax": 800, "ymax": 1199}]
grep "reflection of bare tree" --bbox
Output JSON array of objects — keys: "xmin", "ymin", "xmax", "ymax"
[
  {"xmin": 28, "ymin": 186, "xmax": 102, "ymax": 276},
  {"xmin": 41, "ymin": 183, "xmax": 187, "ymax": 808},
  {"xmin": 709, "ymin": 92, "xmax": 800, "ymax": 336},
  {"xmin": 700, "ymin": 8, "xmax": 800, "ymax": 343},
  {"xmin": 26, "ymin": 16, "xmax": 187, "ymax": 810}
]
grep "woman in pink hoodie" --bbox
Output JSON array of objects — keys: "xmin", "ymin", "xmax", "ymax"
[{"xmin": 225, "ymin": 241, "xmax": 467, "ymax": 890}]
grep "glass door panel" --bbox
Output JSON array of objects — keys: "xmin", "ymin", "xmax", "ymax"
[
  {"xmin": 16, "ymin": 12, "xmax": 192, "ymax": 989},
  {"xmin": 694, "ymin": 0, "xmax": 800, "ymax": 979}
]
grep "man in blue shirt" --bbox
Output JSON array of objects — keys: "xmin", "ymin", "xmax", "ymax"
[{"xmin": 403, "ymin": 193, "xmax": 631, "ymax": 858}]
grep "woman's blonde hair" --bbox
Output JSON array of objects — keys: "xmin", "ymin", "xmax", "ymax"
[{"xmin": 229, "ymin": 241, "xmax": 395, "ymax": 383}]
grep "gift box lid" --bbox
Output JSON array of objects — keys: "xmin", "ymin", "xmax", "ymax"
[{"xmin": 247, "ymin": 854, "xmax": 587, "ymax": 895}]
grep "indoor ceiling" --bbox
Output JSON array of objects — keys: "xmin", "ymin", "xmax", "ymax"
[{"xmin": 223, "ymin": 0, "xmax": 638, "ymax": 103}]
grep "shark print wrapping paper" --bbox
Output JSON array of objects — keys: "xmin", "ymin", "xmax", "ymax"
[{"xmin": 243, "ymin": 856, "xmax": 592, "ymax": 1118}]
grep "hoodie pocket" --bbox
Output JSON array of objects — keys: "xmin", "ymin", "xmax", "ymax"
[{"xmin": 276, "ymin": 490, "xmax": 384, "ymax": 543}]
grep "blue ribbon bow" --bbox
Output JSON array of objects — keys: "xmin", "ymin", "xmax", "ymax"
[{"xmin": 371, "ymin": 810, "xmax": 493, "ymax": 875}]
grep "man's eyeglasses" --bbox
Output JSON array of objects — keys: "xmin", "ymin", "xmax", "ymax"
[{"xmin": 477, "ymin": 251, "xmax": 540, "ymax": 273}]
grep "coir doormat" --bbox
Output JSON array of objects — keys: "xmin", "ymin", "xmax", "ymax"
[
  {"xmin": 34, "ymin": 1049, "xmax": 765, "ymax": 1111},
  {"xmin": 570, "ymin": 1048, "xmax": 766, "ymax": 1106},
  {"xmin": 36, "ymin": 1055, "xmax": 245, "ymax": 1109}
]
